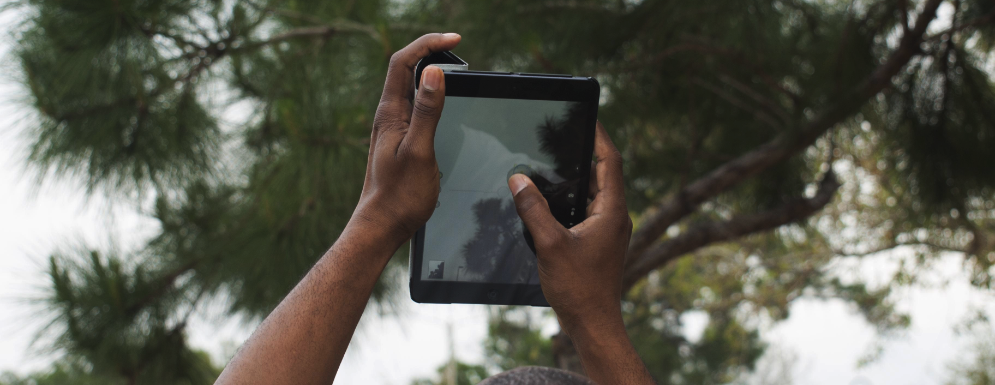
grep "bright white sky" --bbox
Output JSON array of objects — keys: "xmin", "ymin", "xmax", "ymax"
[{"xmin": 2, "ymin": 4, "xmax": 995, "ymax": 384}]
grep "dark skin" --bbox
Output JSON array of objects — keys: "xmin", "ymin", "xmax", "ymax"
[{"xmin": 216, "ymin": 33, "xmax": 654, "ymax": 385}]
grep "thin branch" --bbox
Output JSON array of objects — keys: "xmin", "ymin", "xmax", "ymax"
[
  {"xmin": 125, "ymin": 259, "xmax": 199, "ymax": 315},
  {"xmin": 171, "ymin": 19, "xmax": 381, "ymax": 86},
  {"xmin": 516, "ymin": 1, "xmax": 622, "ymax": 14},
  {"xmin": 624, "ymin": 0, "xmax": 944, "ymax": 269},
  {"xmin": 692, "ymin": 78, "xmax": 785, "ymax": 130},
  {"xmin": 638, "ymin": 43, "xmax": 740, "ymax": 68},
  {"xmin": 263, "ymin": 6, "xmax": 327, "ymax": 25},
  {"xmin": 717, "ymin": 74, "xmax": 793, "ymax": 124},
  {"xmin": 834, "ymin": 239, "xmax": 968, "ymax": 257},
  {"xmin": 622, "ymin": 171, "xmax": 841, "ymax": 291},
  {"xmin": 631, "ymin": 38, "xmax": 803, "ymax": 104},
  {"xmin": 240, "ymin": 21, "xmax": 381, "ymax": 51}
]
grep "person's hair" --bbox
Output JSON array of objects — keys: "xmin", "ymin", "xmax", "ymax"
[{"xmin": 478, "ymin": 366, "xmax": 594, "ymax": 385}]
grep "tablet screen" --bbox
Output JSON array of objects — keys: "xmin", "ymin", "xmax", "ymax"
[{"xmin": 422, "ymin": 96, "xmax": 588, "ymax": 284}]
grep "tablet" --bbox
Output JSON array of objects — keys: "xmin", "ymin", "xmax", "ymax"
[{"xmin": 409, "ymin": 67, "xmax": 600, "ymax": 306}]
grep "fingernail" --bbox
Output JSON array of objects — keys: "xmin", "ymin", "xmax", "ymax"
[
  {"xmin": 423, "ymin": 66, "xmax": 441, "ymax": 91},
  {"xmin": 509, "ymin": 174, "xmax": 528, "ymax": 195},
  {"xmin": 443, "ymin": 33, "xmax": 460, "ymax": 39}
]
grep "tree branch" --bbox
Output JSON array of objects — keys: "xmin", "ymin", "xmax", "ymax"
[
  {"xmin": 926, "ymin": 8, "xmax": 995, "ymax": 40},
  {"xmin": 240, "ymin": 21, "xmax": 381, "ymax": 51},
  {"xmin": 622, "ymin": 171, "xmax": 841, "ymax": 291},
  {"xmin": 170, "ymin": 20, "xmax": 382, "ymax": 86},
  {"xmin": 515, "ymin": 1, "xmax": 622, "ymax": 14},
  {"xmin": 624, "ymin": 0, "xmax": 944, "ymax": 268},
  {"xmin": 833, "ymin": 240, "xmax": 967, "ymax": 258}
]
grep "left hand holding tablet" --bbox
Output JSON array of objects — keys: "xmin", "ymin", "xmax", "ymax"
[{"xmin": 351, "ymin": 33, "xmax": 461, "ymax": 245}]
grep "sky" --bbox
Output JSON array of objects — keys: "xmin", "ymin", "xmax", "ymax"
[{"xmin": 2, "ymin": 4, "xmax": 995, "ymax": 385}]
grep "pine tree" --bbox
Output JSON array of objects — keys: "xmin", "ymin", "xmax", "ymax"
[{"xmin": 6, "ymin": 0, "xmax": 995, "ymax": 383}]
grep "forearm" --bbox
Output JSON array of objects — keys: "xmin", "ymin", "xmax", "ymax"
[
  {"xmin": 564, "ymin": 312, "xmax": 655, "ymax": 385},
  {"xmin": 216, "ymin": 220, "xmax": 405, "ymax": 385}
]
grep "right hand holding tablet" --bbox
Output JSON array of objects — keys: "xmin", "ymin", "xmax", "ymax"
[
  {"xmin": 507, "ymin": 121, "xmax": 632, "ymax": 330},
  {"xmin": 507, "ymin": 121, "xmax": 654, "ymax": 384}
]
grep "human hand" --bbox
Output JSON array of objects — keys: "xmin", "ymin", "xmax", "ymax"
[
  {"xmin": 351, "ymin": 33, "xmax": 461, "ymax": 244},
  {"xmin": 507, "ymin": 122, "xmax": 632, "ymax": 330}
]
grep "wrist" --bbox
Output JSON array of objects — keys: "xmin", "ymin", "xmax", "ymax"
[
  {"xmin": 557, "ymin": 295, "xmax": 623, "ymax": 326},
  {"xmin": 341, "ymin": 211, "xmax": 410, "ymax": 263},
  {"xmin": 348, "ymin": 204, "xmax": 414, "ymax": 246},
  {"xmin": 557, "ymin": 301, "xmax": 626, "ymax": 342},
  {"xmin": 559, "ymin": 303, "xmax": 653, "ymax": 384},
  {"xmin": 558, "ymin": 309, "xmax": 635, "ymax": 373}
]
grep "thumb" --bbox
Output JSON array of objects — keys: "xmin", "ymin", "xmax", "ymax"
[
  {"xmin": 406, "ymin": 65, "xmax": 446, "ymax": 153},
  {"xmin": 509, "ymin": 174, "xmax": 565, "ymax": 246}
]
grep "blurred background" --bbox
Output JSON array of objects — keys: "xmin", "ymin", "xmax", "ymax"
[{"xmin": 1, "ymin": 0, "xmax": 994, "ymax": 384}]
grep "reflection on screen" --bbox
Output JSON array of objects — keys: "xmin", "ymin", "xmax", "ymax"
[{"xmin": 423, "ymin": 97, "xmax": 587, "ymax": 284}]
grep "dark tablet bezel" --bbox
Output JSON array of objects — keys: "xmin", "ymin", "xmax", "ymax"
[{"xmin": 409, "ymin": 70, "xmax": 600, "ymax": 306}]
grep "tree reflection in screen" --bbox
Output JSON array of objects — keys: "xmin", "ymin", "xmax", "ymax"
[
  {"xmin": 539, "ymin": 102, "xmax": 588, "ymax": 180},
  {"xmin": 457, "ymin": 102, "xmax": 588, "ymax": 284},
  {"xmin": 459, "ymin": 197, "xmax": 537, "ymax": 283}
]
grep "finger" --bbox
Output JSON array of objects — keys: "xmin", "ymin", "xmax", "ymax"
[
  {"xmin": 508, "ymin": 174, "xmax": 568, "ymax": 248},
  {"xmin": 587, "ymin": 161, "xmax": 598, "ymax": 217},
  {"xmin": 588, "ymin": 160, "xmax": 599, "ymax": 198},
  {"xmin": 379, "ymin": 33, "xmax": 461, "ymax": 114},
  {"xmin": 590, "ymin": 121, "xmax": 626, "ymax": 213},
  {"xmin": 401, "ymin": 65, "xmax": 446, "ymax": 157},
  {"xmin": 371, "ymin": 33, "xmax": 459, "ymax": 161}
]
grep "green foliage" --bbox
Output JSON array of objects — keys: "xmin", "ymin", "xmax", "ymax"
[
  {"xmin": 885, "ymin": 41, "xmax": 995, "ymax": 210},
  {"xmin": 0, "ymin": 354, "xmax": 219, "ymax": 385},
  {"xmin": 44, "ymin": 250, "xmax": 219, "ymax": 384},
  {"xmin": 8, "ymin": 0, "xmax": 995, "ymax": 383},
  {"xmin": 410, "ymin": 360, "xmax": 490, "ymax": 385},
  {"xmin": 622, "ymin": 231, "xmax": 829, "ymax": 383},
  {"xmin": 0, "ymin": 359, "xmax": 123, "ymax": 385},
  {"xmin": 484, "ymin": 308, "xmax": 555, "ymax": 371},
  {"xmin": 945, "ymin": 327, "xmax": 995, "ymax": 385},
  {"xmin": 18, "ymin": 0, "xmax": 219, "ymax": 192}
]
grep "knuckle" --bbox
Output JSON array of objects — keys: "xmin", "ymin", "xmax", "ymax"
[
  {"xmin": 416, "ymin": 33, "xmax": 443, "ymax": 46},
  {"xmin": 374, "ymin": 102, "xmax": 400, "ymax": 126},
  {"xmin": 534, "ymin": 230, "xmax": 564, "ymax": 250},
  {"xmin": 409, "ymin": 147, "xmax": 435, "ymax": 165},
  {"xmin": 606, "ymin": 148, "xmax": 624, "ymax": 166},
  {"xmin": 374, "ymin": 103, "xmax": 389, "ymax": 123},
  {"xmin": 611, "ymin": 209, "xmax": 629, "ymax": 226},
  {"xmin": 412, "ymin": 98, "xmax": 441, "ymax": 119},
  {"xmin": 374, "ymin": 119, "xmax": 403, "ymax": 135},
  {"xmin": 388, "ymin": 51, "xmax": 405, "ymax": 69}
]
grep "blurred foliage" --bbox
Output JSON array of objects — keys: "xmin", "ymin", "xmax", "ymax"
[
  {"xmin": 43, "ymin": 250, "xmax": 219, "ymax": 384},
  {"xmin": 945, "ymin": 327, "xmax": 995, "ymax": 385},
  {"xmin": 18, "ymin": 0, "xmax": 219, "ymax": 191},
  {"xmin": 0, "ymin": 352, "xmax": 218, "ymax": 385},
  {"xmin": 484, "ymin": 307, "xmax": 555, "ymax": 371},
  {"xmin": 0, "ymin": 359, "xmax": 123, "ymax": 385},
  {"xmin": 6, "ymin": 0, "xmax": 995, "ymax": 383},
  {"xmin": 410, "ymin": 360, "xmax": 490, "ymax": 385}
]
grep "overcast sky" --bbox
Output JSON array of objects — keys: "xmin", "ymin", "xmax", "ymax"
[{"xmin": 2, "ymin": 4, "xmax": 995, "ymax": 384}]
